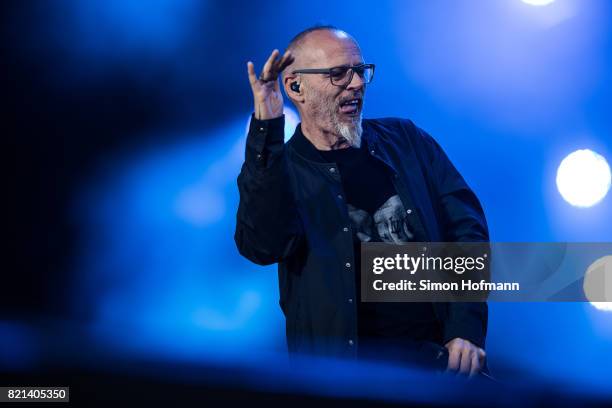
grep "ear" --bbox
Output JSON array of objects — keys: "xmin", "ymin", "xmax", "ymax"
[{"xmin": 283, "ymin": 74, "xmax": 305, "ymax": 103}]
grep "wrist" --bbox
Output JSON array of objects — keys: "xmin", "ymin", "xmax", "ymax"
[
  {"xmin": 255, "ymin": 108, "xmax": 283, "ymax": 121},
  {"xmin": 254, "ymin": 101, "xmax": 283, "ymax": 121},
  {"xmin": 256, "ymin": 112, "xmax": 283, "ymax": 121},
  {"xmin": 250, "ymin": 113, "xmax": 285, "ymax": 126}
]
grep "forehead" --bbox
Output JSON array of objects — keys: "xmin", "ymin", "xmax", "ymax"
[{"xmin": 300, "ymin": 30, "xmax": 363, "ymax": 67}]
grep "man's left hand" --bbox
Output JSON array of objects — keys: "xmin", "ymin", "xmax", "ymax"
[{"xmin": 444, "ymin": 337, "xmax": 486, "ymax": 377}]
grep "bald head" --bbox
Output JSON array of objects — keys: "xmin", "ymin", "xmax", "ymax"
[{"xmin": 282, "ymin": 26, "xmax": 362, "ymax": 81}]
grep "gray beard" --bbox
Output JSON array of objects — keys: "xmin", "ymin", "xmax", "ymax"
[
  {"xmin": 335, "ymin": 114, "xmax": 363, "ymax": 148},
  {"xmin": 309, "ymin": 88, "xmax": 363, "ymax": 148}
]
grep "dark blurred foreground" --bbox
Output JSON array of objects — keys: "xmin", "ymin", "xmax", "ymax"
[{"xmin": 1, "ymin": 320, "xmax": 610, "ymax": 407}]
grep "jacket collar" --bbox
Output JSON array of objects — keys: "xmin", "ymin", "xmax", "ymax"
[{"xmin": 287, "ymin": 120, "xmax": 374, "ymax": 163}]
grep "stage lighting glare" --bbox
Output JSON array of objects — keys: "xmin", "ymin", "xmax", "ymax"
[
  {"xmin": 591, "ymin": 302, "xmax": 612, "ymax": 312},
  {"xmin": 522, "ymin": 0, "xmax": 555, "ymax": 6},
  {"xmin": 556, "ymin": 149, "xmax": 611, "ymax": 208},
  {"xmin": 283, "ymin": 107, "xmax": 299, "ymax": 142},
  {"xmin": 584, "ymin": 256, "xmax": 612, "ymax": 312}
]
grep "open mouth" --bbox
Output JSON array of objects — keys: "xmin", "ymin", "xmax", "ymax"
[{"xmin": 339, "ymin": 98, "xmax": 362, "ymax": 115}]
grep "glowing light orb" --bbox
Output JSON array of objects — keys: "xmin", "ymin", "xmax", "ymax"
[
  {"xmin": 556, "ymin": 149, "xmax": 611, "ymax": 208},
  {"xmin": 584, "ymin": 256, "xmax": 612, "ymax": 312}
]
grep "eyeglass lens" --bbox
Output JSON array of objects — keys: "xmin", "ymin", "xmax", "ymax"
[{"xmin": 331, "ymin": 65, "xmax": 373, "ymax": 86}]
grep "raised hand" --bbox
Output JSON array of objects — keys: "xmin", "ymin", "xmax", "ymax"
[{"xmin": 247, "ymin": 49, "xmax": 294, "ymax": 120}]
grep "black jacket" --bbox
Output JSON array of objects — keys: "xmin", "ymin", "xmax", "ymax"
[{"xmin": 235, "ymin": 114, "xmax": 489, "ymax": 358}]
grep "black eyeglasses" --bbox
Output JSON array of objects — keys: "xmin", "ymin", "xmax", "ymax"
[{"xmin": 291, "ymin": 63, "xmax": 375, "ymax": 87}]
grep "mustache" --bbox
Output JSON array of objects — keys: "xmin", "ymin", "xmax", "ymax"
[{"xmin": 338, "ymin": 93, "xmax": 364, "ymax": 105}]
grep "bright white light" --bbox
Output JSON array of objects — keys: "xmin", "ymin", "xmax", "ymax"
[
  {"xmin": 584, "ymin": 256, "xmax": 612, "ymax": 312},
  {"xmin": 283, "ymin": 106, "xmax": 299, "ymax": 142},
  {"xmin": 522, "ymin": 0, "xmax": 555, "ymax": 6},
  {"xmin": 591, "ymin": 302, "xmax": 612, "ymax": 312},
  {"xmin": 556, "ymin": 149, "xmax": 611, "ymax": 207}
]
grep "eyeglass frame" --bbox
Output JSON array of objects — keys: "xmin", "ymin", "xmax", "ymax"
[{"xmin": 290, "ymin": 63, "xmax": 375, "ymax": 87}]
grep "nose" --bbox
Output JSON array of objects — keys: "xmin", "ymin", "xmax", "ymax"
[{"xmin": 346, "ymin": 68, "xmax": 365, "ymax": 91}]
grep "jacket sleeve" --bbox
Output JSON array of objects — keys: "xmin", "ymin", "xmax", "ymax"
[
  {"xmin": 414, "ymin": 125, "xmax": 489, "ymax": 243},
  {"xmin": 234, "ymin": 114, "xmax": 305, "ymax": 266},
  {"xmin": 411, "ymin": 122, "xmax": 489, "ymax": 349}
]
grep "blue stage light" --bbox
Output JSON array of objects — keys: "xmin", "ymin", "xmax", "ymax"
[
  {"xmin": 522, "ymin": 0, "xmax": 555, "ymax": 6},
  {"xmin": 74, "ymin": 117, "xmax": 287, "ymax": 360}
]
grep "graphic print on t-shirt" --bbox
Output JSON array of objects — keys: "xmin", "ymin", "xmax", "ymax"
[{"xmin": 348, "ymin": 194, "xmax": 414, "ymax": 244}]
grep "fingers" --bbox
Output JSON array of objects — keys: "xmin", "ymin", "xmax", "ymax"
[
  {"xmin": 268, "ymin": 49, "xmax": 293, "ymax": 77},
  {"xmin": 247, "ymin": 49, "xmax": 295, "ymax": 88},
  {"xmin": 277, "ymin": 50, "xmax": 295, "ymax": 73},
  {"xmin": 448, "ymin": 346, "xmax": 476, "ymax": 376},
  {"xmin": 247, "ymin": 61, "xmax": 257, "ymax": 86},
  {"xmin": 447, "ymin": 346, "xmax": 461, "ymax": 372},
  {"xmin": 469, "ymin": 352, "xmax": 481, "ymax": 377},
  {"xmin": 262, "ymin": 49, "xmax": 295, "ymax": 81},
  {"xmin": 478, "ymin": 348, "xmax": 486, "ymax": 365},
  {"xmin": 260, "ymin": 49, "xmax": 280, "ymax": 81},
  {"xmin": 445, "ymin": 338, "xmax": 485, "ymax": 377},
  {"xmin": 459, "ymin": 347, "xmax": 472, "ymax": 375}
]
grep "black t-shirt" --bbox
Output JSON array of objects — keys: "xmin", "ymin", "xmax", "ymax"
[{"xmin": 318, "ymin": 142, "xmax": 442, "ymax": 353}]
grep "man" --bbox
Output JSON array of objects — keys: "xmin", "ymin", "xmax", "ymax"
[{"xmin": 235, "ymin": 25, "xmax": 488, "ymax": 376}]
